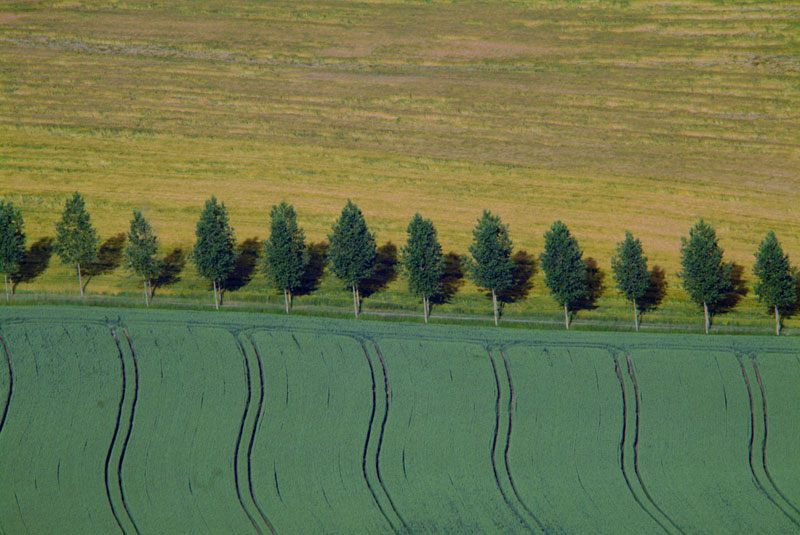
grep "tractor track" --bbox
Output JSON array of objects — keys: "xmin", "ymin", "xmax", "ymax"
[
  {"xmin": 118, "ymin": 328, "xmax": 141, "ymax": 535},
  {"xmin": 105, "ymin": 328, "xmax": 129, "ymax": 535},
  {"xmin": 0, "ymin": 331, "xmax": 13, "ymax": 454},
  {"xmin": 487, "ymin": 349, "xmax": 534, "ymax": 534},
  {"xmin": 498, "ymin": 349, "xmax": 544, "ymax": 532},
  {"xmin": 625, "ymin": 354, "xmax": 685, "ymax": 535}
]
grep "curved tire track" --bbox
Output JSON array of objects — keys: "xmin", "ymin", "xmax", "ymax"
[
  {"xmin": 487, "ymin": 349, "xmax": 534, "ymax": 533},
  {"xmin": 498, "ymin": 349, "xmax": 544, "ymax": 532},
  {"xmin": 625, "ymin": 354, "xmax": 684, "ymax": 535},
  {"xmin": 245, "ymin": 336, "xmax": 277, "ymax": 535},
  {"xmin": 117, "ymin": 328, "xmax": 141, "ymax": 535},
  {"xmin": 106, "ymin": 329, "xmax": 129, "ymax": 535},
  {"xmin": 0, "ymin": 331, "xmax": 14, "ymax": 455}
]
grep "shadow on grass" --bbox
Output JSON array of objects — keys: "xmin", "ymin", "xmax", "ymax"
[
  {"xmin": 572, "ymin": 256, "xmax": 605, "ymax": 313},
  {"xmin": 83, "ymin": 233, "xmax": 126, "ymax": 292},
  {"xmin": 639, "ymin": 264, "xmax": 669, "ymax": 317},
  {"xmin": 361, "ymin": 242, "xmax": 399, "ymax": 300},
  {"xmin": 430, "ymin": 252, "xmax": 465, "ymax": 307},
  {"xmin": 221, "ymin": 238, "xmax": 260, "ymax": 296},
  {"xmin": 151, "ymin": 248, "xmax": 187, "ymax": 297},
  {"xmin": 710, "ymin": 261, "xmax": 748, "ymax": 317},
  {"xmin": 498, "ymin": 250, "xmax": 538, "ymax": 313},
  {"xmin": 295, "ymin": 241, "xmax": 328, "ymax": 297},
  {"xmin": 11, "ymin": 237, "xmax": 54, "ymax": 293}
]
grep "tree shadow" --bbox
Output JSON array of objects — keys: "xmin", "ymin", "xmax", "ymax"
[
  {"xmin": 710, "ymin": 261, "xmax": 748, "ymax": 316},
  {"xmin": 498, "ymin": 250, "xmax": 537, "ymax": 309},
  {"xmin": 295, "ymin": 241, "xmax": 328, "ymax": 297},
  {"xmin": 151, "ymin": 248, "xmax": 187, "ymax": 297},
  {"xmin": 11, "ymin": 237, "xmax": 54, "ymax": 293},
  {"xmin": 361, "ymin": 242, "xmax": 399, "ymax": 299},
  {"xmin": 430, "ymin": 252, "xmax": 465, "ymax": 306},
  {"xmin": 83, "ymin": 233, "xmax": 126, "ymax": 291},
  {"xmin": 572, "ymin": 256, "xmax": 605, "ymax": 312},
  {"xmin": 638, "ymin": 264, "xmax": 668, "ymax": 316},
  {"xmin": 221, "ymin": 238, "xmax": 260, "ymax": 294}
]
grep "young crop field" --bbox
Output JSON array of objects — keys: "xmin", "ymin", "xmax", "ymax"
[
  {"xmin": 0, "ymin": 306, "xmax": 798, "ymax": 534},
  {"xmin": 1, "ymin": 0, "xmax": 799, "ymax": 331}
]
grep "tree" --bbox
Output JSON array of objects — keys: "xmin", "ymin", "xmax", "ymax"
[
  {"xmin": 753, "ymin": 231, "xmax": 798, "ymax": 335},
  {"xmin": 611, "ymin": 231, "xmax": 649, "ymax": 332},
  {"xmin": 679, "ymin": 219, "xmax": 732, "ymax": 334},
  {"xmin": 193, "ymin": 196, "xmax": 237, "ymax": 310},
  {"xmin": 328, "ymin": 200, "xmax": 377, "ymax": 319},
  {"xmin": 402, "ymin": 213, "xmax": 443, "ymax": 324},
  {"xmin": 539, "ymin": 221, "xmax": 587, "ymax": 330},
  {"xmin": 261, "ymin": 201, "xmax": 307, "ymax": 314},
  {"xmin": 0, "ymin": 201, "xmax": 26, "ymax": 303},
  {"xmin": 54, "ymin": 192, "xmax": 100, "ymax": 297},
  {"xmin": 124, "ymin": 210, "xmax": 163, "ymax": 308},
  {"xmin": 467, "ymin": 210, "xmax": 514, "ymax": 327}
]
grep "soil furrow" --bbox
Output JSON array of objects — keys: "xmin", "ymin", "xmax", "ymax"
[
  {"xmin": 105, "ymin": 328, "xmax": 128, "ymax": 535},
  {"xmin": 372, "ymin": 341, "xmax": 412, "ymax": 535},
  {"xmin": 246, "ymin": 337, "xmax": 277, "ymax": 535},
  {"xmin": 119, "ymin": 328, "xmax": 141, "ymax": 535},
  {"xmin": 0, "ymin": 331, "xmax": 14, "ymax": 460},
  {"xmin": 231, "ymin": 335, "xmax": 264, "ymax": 535},
  {"xmin": 487, "ymin": 349, "xmax": 533, "ymax": 534},
  {"xmin": 358, "ymin": 340, "xmax": 400, "ymax": 535},
  {"xmin": 625, "ymin": 354, "xmax": 684, "ymax": 535},
  {"xmin": 498, "ymin": 349, "xmax": 544, "ymax": 531}
]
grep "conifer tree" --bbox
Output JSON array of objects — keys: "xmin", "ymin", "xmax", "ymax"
[
  {"xmin": 540, "ymin": 221, "xmax": 587, "ymax": 330},
  {"xmin": 402, "ymin": 213, "xmax": 443, "ymax": 323},
  {"xmin": 261, "ymin": 201, "xmax": 307, "ymax": 314},
  {"xmin": 679, "ymin": 219, "xmax": 732, "ymax": 334},
  {"xmin": 54, "ymin": 192, "xmax": 100, "ymax": 297},
  {"xmin": 193, "ymin": 196, "xmax": 237, "ymax": 310},
  {"xmin": 467, "ymin": 210, "xmax": 514, "ymax": 327},
  {"xmin": 328, "ymin": 200, "xmax": 376, "ymax": 318},
  {"xmin": 753, "ymin": 231, "xmax": 798, "ymax": 335},
  {"xmin": 0, "ymin": 201, "xmax": 25, "ymax": 303},
  {"xmin": 124, "ymin": 210, "xmax": 162, "ymax": 307},
  {"xmin": 611, "ymin": 231, "xmax": 649, "ymax": 331}
]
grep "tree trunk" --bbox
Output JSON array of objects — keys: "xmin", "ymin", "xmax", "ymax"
[
  {"xmin": 703, "ymin": 301, "xmax": 709, "ymax": 334},
  {"xmin": 288, "ymin": 288, "xmax": 293, "ymax": 312},
  {"xmin": 143, "ymin": 277, "xmax": 149, "ymax": 307},
  {"xmin": 4, "ymin": 273, "xmax": 8, "ymax": 303},
  {"xmin": 491, "ymin": 289, "xmax": 499, "ymax": 327},
  {"xmin": 352, "ymin": 284, "xmax": 359, "ymax": 319},
  {"xmin": 148, "ymin": 278, "xmax": 153, "ymax": 299},
  {"xmin": 213, "ymin": 280, "xmax": 219, "ymax": 310},
  {"xmin": 423, "ymin": 295, "xmax": 429, "ymax": 324},
  {"xmin": 77, "ymin": 263, "xmax": 84, "ymax": 297},
  {"xmin": 775, "ymin": 305, "xmax": 781, "ymax": 336},
  {"xmin": 633, "ymin": 298, "xmax": 639, "ymax": 332},
  {"xmin": 284, "ymin": 288, "xmax": 289, "ymax": 314},
  {"xmin": 564, "ymin": 302, "xmax": 570, "ymax": 330}
]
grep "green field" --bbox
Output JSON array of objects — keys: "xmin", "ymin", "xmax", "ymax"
[
  {"xmin": 0, "ymin": 306, "xmax": 798, "ymax": 533},
  {"xmin": 1, "ymin": 0, "xmax": 799, "ymax": 332}
]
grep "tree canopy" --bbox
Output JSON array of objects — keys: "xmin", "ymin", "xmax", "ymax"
[
  {"xmin": 611, "ymin": 231, "xmax": 649, "ymax": 331},
  {"xmin": 753, "ymin": 231, "xmax": 798, "ymax": 335},
  {"xmin": 0, "ymin": 201, "xmax": 26, "ymax": 303},
  {"xmin": 261, "ymin": 201, "xmax": 307, "ymax": 314},
  {"xmin": 539, "ymin": 220, "xmax": 587, "ymax": 329},
  {"xmin": 54, "ymin": 192, "xmax": 100, "ymax": 296},
  {"xmin": 679, "ymin": 219, "xmax": 732, "ymax": 334},
  {"xmin": 328, "ymin": 200, "xmax": 377, "ymax": 318},
  {"xmin": 467, "ymin": 210, "xmax": 514, "ymax": 326},
  {"xmin": 124, "ymin": 210, "xmax": 162, "ymax": 307},
  {"xmin": 402, "ymin": 213, "xmax": 443, "ymax": 323},
  {"xmin": 193, "ymin": 196, "xmax": 237, "ymax": 310}
]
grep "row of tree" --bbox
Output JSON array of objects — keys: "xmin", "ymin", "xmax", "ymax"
[{"xmin": 0, "ymin": 194, "xmax": 797, "ymax": 334}]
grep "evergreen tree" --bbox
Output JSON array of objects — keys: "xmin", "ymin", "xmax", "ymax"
[
  {"xmin": 402, "ymin": 213, "xmax": 443, "ymax": 324},
  {"xmin": 261, "ymin": 201, "xmax": 307, "ymax": 314},
  {"xmin": 467, "ymin": 210, "xmax": 514, "ymax": 327},
  {"xmin": 0, "ymin": 201, "xmax": 26, "ymax": 303},
  {"xmin": 539, "ymin": 221, "xmax": 587, "ymax": 330},
  {"xmin": 679, "ymin": 219, "xmax": 732, "ymax": 334},
  {"xmin": 753, "ymin": 231, "xmax": 798, "ymax": 335},
  {"xmin": 193, "ymin": 196, "xmax": 237, "ymax": 310},
  {"xmin": 611, "ymin": 231, "xmax": 649, "ymax": 331},
  {"xmin": 328, "ymin": 200, "xmax": 377, "ymax": 319},
  {"xmin": 124, "ymin": 210, "xmax": 162, "ymax": 307},
  {"xmin": 54, "ymin": 192, "xmax": 100, "ymax": 297}
]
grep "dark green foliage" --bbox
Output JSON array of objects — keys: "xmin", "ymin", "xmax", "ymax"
[
  {"xmin": 753, "ymin": 231, "xmax": 798, "ymax": 334},
  {"xmin": 0, "ymin": 201, "xmax": 26, "ymax": 302},
  {"xmin": 611, "ymin": 231, "xmax": 649, "ymax": 330},
  {"xmin": 124, "ymin": 210, "xmax": 162, "ymax": 306},
  {"xmin": 193, "ymin": 196, "xmax": 237, "ymax": 309},
  {"xmin": 679, "ymin": 219, "xmax": 732, "ymax": 333},
  {"xmin": 539, "ymin": 221, "xmax": 588, "ymax": 329},
  {"xmin": 261, "ymin": 201, "xmax": 307, "ymax": 313},
  {"xmin": 327, "ymin": 200, "xmax": 377, "ymax": 317},
  {"xmin": 402, "ymin": 213, "xmax": 443, "ymax": 322},
  {"xmin": 467, "ymin": 210, "xmax": 514, "ymax": 326},
  {"xmin": 54, "ymin": 192, "xmax": 100, "ymax": 296}
]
